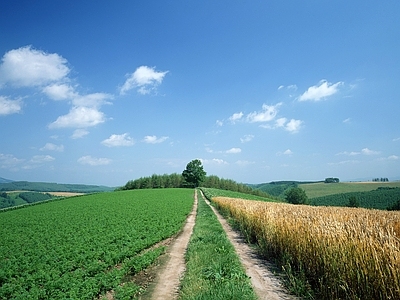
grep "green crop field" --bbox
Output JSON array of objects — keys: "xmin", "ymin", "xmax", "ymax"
[
  {"xmin": 0, "ymin": 188, "xmax": 194, "ymax": 299},
  {"xmin": 301, "ymin": 181, "xmax": 400, "ymax": 199}
]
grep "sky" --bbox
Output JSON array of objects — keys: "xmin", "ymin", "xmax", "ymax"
[{"xmin": 0, "ymin": 1, "xmax": 399, "ymax": 187}]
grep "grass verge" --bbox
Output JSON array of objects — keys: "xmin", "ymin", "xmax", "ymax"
[{"xmin": 178, "ymin": 190, "xmax": 257, "ymax": 300}]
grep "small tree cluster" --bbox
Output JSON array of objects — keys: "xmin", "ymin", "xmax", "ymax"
[
  {"xmin": 325, "ymin": 177, "xmax": 340, "ymax": 183},
  {"xmin": 372, "ymin": 178, "xmax": 389, "ymax": 182},
  {"xmin": 285, "ymin": 187, "xmax": 308, "ymax": 204}
]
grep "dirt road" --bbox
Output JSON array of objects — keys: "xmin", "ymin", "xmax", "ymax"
[{"xmin": 147, "ymin": 190, "xmax": 296, "ymax": 299}]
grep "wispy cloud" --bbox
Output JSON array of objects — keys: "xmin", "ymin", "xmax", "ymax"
[
  {"xmin": 228, "ymin": 112, "xmax": 243, "ymax": 123},
  {"xmin": 143, "ymin": 135, "xmax": 169, "ymax": 144},
  {"xmin": 102, "ymin": 133, "xmax": 135, "ymax": 147},
  {"xmin": 0, "ymin": 96, "xmax": 22, "ymax": 115},
  {"xmin": 298, "ymin": 80, "xmax": 343, "ymax": 101},
  {"xmin": 337, "ymin": 148, "xmax": 380, "ymax": 156},
  {"xmin": 77, "ymin": 155, "xmax": 111, "ymax": 166},
  {"xmin": 226, "ymin": 147, "xmax": 241, "ymax": 154},
  {"xmin": 71, "ymin": 129, "xmax": 89, "ymax": 139},
  {"xmin": 240, "ymin": 135, "xmax": 254, "ymax": 143},
  {"xmin": 40, "ymin": 143, "xmax": 64, "ymax": 152},
  {"xmin": 120, "ymin": 66, "xmax": 168, "ymax": 95}
]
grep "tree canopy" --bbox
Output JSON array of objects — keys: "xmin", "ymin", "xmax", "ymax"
[
  {"xmin": 285, "ymin": 187, "xmax": 308, "ymax": 205},
  {"xmin": 182, "ymin": 159, "xmax": 206, "ymax": 187}
]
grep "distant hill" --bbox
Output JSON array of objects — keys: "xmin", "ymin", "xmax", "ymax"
[
  {"xmin": 0, "ymin": 181, "xmax": 114, "ymax": 193},
  {"xmin": 0, "ymin": 177, "xmax": 14, "ymax": 184},
  {"xmin": 248, "ymin": 181, "xmax": 322, "ymax": 198}
]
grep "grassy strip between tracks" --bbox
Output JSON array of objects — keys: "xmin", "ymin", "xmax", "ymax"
[{"xmin": 178, "ymin": 190, "xmax": 257, "ymax": 300}]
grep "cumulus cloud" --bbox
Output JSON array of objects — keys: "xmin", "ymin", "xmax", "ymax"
[
  {"xmin": 269, "ymin": 117, "xmax": 302, "ymax": 133},
  {"xmin": 240, "ymin": 135, "xmax": 254, "ymax": 143},
  {"xmin": 77, "ymin": 155, "xmax": 111, "ymax": 166},
  {"xmin": 42, "ymin": 83, "xmax": 77, "ymax": 100},
  {"xmin": 226, "ymin": 147, "xmax": 241, "ymax": 154},
  {"xmin": 299, "ymin": 80, "xmax": 343, "ymax": 101},
  {"xmin": 0, "ymin": 46, "xmax": 69, "ymax": 87},
  {"xmin": 49, "ymin": 106, "xmax": 106, "ymax": 129},
  {"xmin": 120, "ymin": 66, "xmax": 168, "ymax": 95},
  {"xmin": 102, "ymin": 133, "xmax": 135, "ymax": 147},
  {"xmin": 71, "ymin": 129, "xmax": 90, "ymax": 139},
  {"xmin": 228, "ymin": 112, "xmax": 243, "ymax": 123},
  {"xmin": 143, "ymin": 135, "xmax": 169, "ymax": 144},
  {"xmin": 247, "ymin": 103, "xmax": 281, "ymax": 123},
  {"xmin": 0, "ymin": 96, "xmax": 22, "ymax": 115},
  {"xmin": 40, "ymin": 143, "xmax": 64, "ymax": 152}
]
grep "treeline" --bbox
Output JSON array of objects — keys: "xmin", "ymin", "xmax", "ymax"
[
  {"xmin": 0, "ymin": 181, "xmax": 114, "ymax": 193},
  {"xmin": 119, "ymin": 173, "xmax": 272, "ymax": 198},
  {"xmin": 372, "ymin": 178, "xmax": 389, "ymax": 182},
  {"xmin": 310, "ymin": 187, "xmax": 400, "ymax": 210},
  {"xmin": 0, "ymin": 192, "xmax": 15, "ymax": 209}
]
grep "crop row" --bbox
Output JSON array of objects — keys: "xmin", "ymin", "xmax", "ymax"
[
  {"xmin": 212, "ymin": 196, "xmax": 400, "ymax": 299},
  {"xmin": 0, "ymin": 189, "xmax": 194, "ymax": 299}
]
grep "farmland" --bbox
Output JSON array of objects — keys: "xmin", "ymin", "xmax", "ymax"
[
  {"xmin": 301, "ymin": 181, "xmax": 400, "ymax": 198},
  {"xmin": 0, "ymin": 188, "xmax": 194, "ymax": 299},
  {"xmin": 211, "ymin": 196, "xmax": 400, "ymax": 299}
]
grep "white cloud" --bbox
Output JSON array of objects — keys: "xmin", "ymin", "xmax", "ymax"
[
  {"xmin": 299, "ymin": 80, "xmax": 343, "ymax": 101},
  {"xmin": 235, "ymin": 160, "xmax": 255, "ymax": 166},
  {"xmin": 0, "ymin": 153, "xmax": 24, "ymax": 168},
  {"xmin": 120, "ymin": 66, "xmax": 168, "ymax": 95},
  {"xmin": 71, "ymin": 129, "xmax": 89, "ymax": 139},
  {"xmin": 246, "ymin": 103, "xmax": 282, "ymax": 123},
  {"xmin": 285, "ymin": 119, "xmax": 303, "ymax": 133},
  {"xmin": 226, "ymin": 147, "xmax": 241, "ymax": 154},
  {"xmin": 102, "ymin": 133, "xmax": 135, "ymax": 147},
  {"xmin": 202, "ymin": 158, "xmax": 228, "ymax": 165},
  {"xmin": 240, "ymin": 135, "xmax": 254, "ymax": 143},
  {"xmin": 229, "ymin": 112, "xmax": 243, "ymax": 123},
  {"xmin": 272, "ymin": 117, "xmax": 302, "ymax": 133},
  {"xmin": 40, "ymin": 143, "xmax": 64, "ymax": 152},
  {"xmin": 393, "ymin": 137, "xmax": 400, "ymax": 142},
  {"xmin": 42, "ymin": 83, "xmax": 77, "ymax": 100},
  {"xmin": 361, "ymin": 148, "xmax": 380, "ymax": 155},
  {"xmin": 343, "ymin": 118, "xmax": 351, "ymax": 123},
  {"xmin": 77, "ymin": 155, "xmax": 111, "ymax": 166},
  {"xmin": 388, "ymin": 155, "xmax": 399, "ymax": 160},
  {"xmin": 287, "ymin": 84, "xmax": 298, "ymax": 91},
  {"xmin": 284, "ymin": 149, "xmax": 293, "ymax": 155},
  {"xmin": 0, "ymin": 46, "xmax": 69, "ymax": 87},
  {"xmin": 216, "ymin": 120, "xmax": 223, "ymax": 126},
  {"xmin": 0, "ymin": 96, "xmax": 22, "ymax": 115},
  {"xmin": 30, "ymin": 155, "xmax": 55, "ymax": 164},
  {"xmin": 72, "ymin": 93, "xmax": 113, "ymax": 108},
  {"xmin": 143, "ymin": 135, "xmax": 169, "ymax": 144},
  {"xmin": 49, "ymin": 106, "xmax": 106, "ymax": 129}
]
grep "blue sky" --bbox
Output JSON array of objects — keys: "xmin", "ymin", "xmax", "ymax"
[{"xmin": 1, "ymin": 1, "xmax": 399, "ymax": 186}]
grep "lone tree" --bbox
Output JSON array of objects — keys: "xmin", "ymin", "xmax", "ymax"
[
  {"xmin": 182, "ymin": 159, "xmax": 206, "ymax": 187},
  {"xmin": 285, "ymin": 187, "xmax": 308, "ymax": 205}
]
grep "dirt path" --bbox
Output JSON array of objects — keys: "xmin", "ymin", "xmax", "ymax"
[
  {"xmin": 147, "ymin": 190, "xmax": 198, "ymax": 300},
  {"xmin": 145, "ymin": 190, "xmax": 296, "ymax": 300},
  {"xmin": 200, "ymin": 191, "xmax": 297, "ymax": 300}
]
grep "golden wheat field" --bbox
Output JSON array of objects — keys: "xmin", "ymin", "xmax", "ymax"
[{"xmin": 213, "ymin": 197, "xmax": 400, "ymax": 300}]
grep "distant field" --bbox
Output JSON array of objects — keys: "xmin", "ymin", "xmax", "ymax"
[{"xmin": 301, "ymin": 181, "xmax": 400, "ymax": 198}]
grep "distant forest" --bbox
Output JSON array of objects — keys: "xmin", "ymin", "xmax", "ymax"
[{"xmin": 0, "ymin": 181, "xmax": 114, "ymax": 193}]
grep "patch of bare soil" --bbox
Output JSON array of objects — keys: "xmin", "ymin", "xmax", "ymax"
[
  {"xmin": 200, "ymin": 191, "xmax": 297, "ymax": 300},
  {"xmin": 140, "ymin": 190, "xmax": 198, "ymax": 300}
]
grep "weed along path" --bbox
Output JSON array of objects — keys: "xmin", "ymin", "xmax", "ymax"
[
  {"xmin": 148, "ymin": 190, "xmax": 198, "ymax": 300},
  {"xmin": 200, "ymin": 191, "xmax": 297, "ymax": 300}
]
